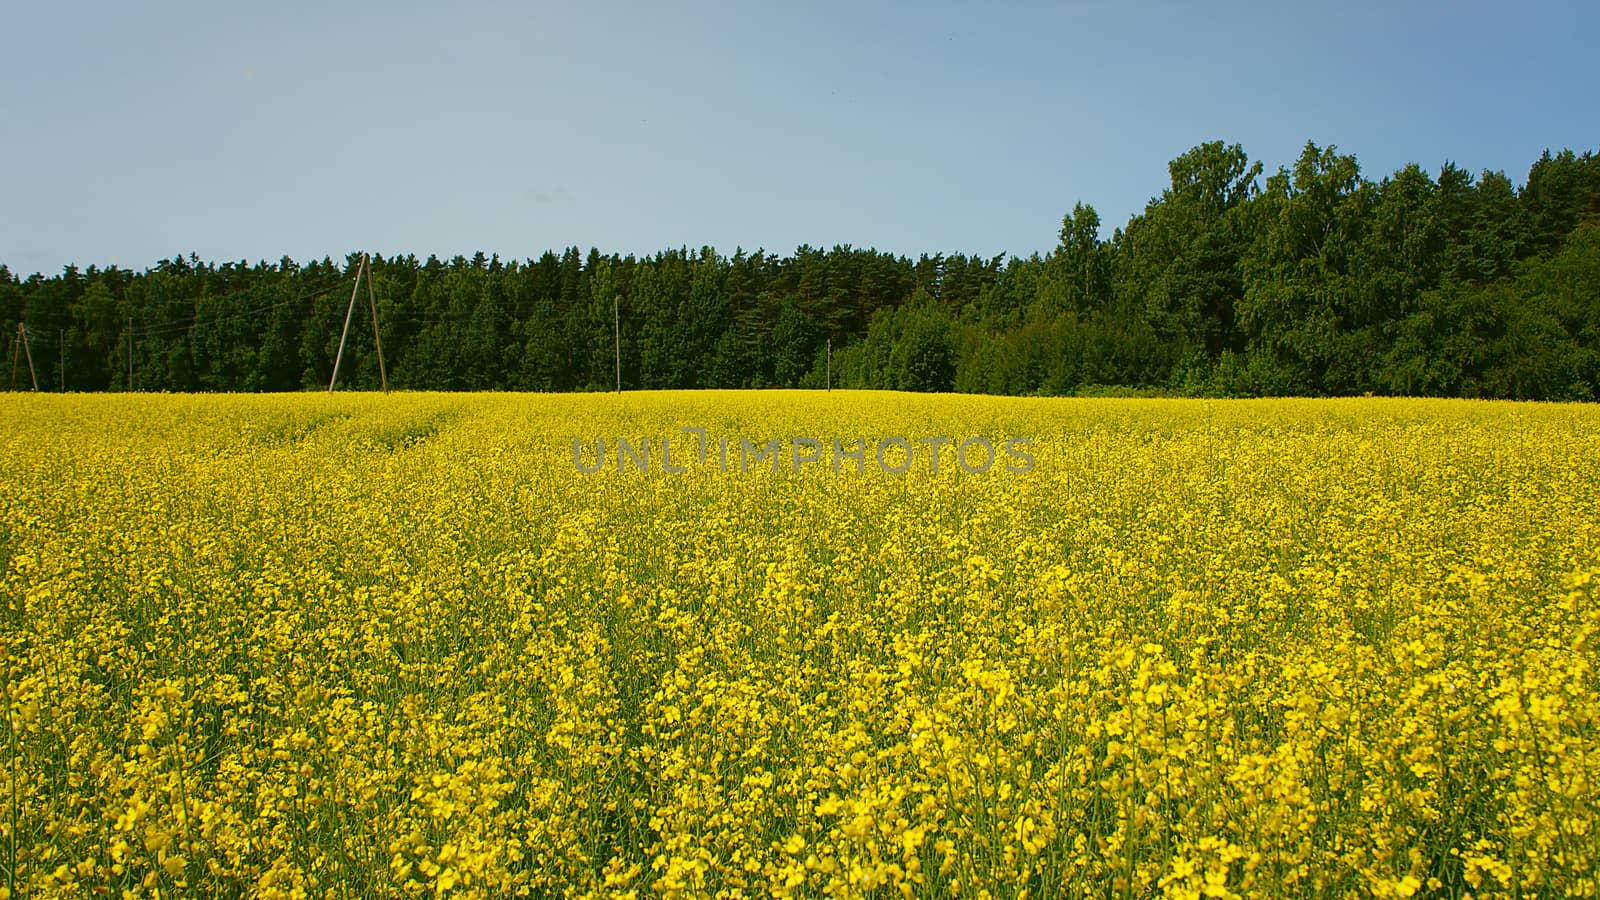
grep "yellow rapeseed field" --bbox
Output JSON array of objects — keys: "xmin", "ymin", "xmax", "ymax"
[{"xmin": 2, "ymin": 392, "xmax": 1599, "ymax": 899}]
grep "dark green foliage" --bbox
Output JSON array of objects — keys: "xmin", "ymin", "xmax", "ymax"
[
  {"xmin": 4, "ymin": 142, "xmax": 1597, "ymax": 398},
  {"xmin": 771, "ymin": 299, "xmax": 824, "ymax": 388}
]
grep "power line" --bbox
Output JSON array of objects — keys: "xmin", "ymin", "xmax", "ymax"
[
  {"xmin": 6, "ymin": 283, "xmax": 346, "ymax": 347},
  {"xmin": 131, "ymin": 278, "xmax": 348, "ymax": 338}
]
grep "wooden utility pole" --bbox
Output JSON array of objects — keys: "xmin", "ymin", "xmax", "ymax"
[
  {"xmin": 127, "ymin": 317, "xmax": 133, "ymax": 391},
  {"xmin": 329, "ymin": 254, "xmax": 388, "ymax": 392},
  {"xmin": 10, "ymin": 324, "xmax": 38, "ymax": 391},
  {"xmin": 329, "ymin": 257, "xmax": 363, "ymax": 392},
  {"xmin": 826, "ymin": 337, "xmax": 831, "ymax": 392},
  {"xmin": 25, "ymin": 327, "xmax": 37, "ymax": 391},
  {"xmin": 614, "ymin": 294, "xmax": 621, "ymax": 394},
  {"xmin": 365, "ymin": 254, "xmax": 388, "ymax": 392},
  {"xmin": 58, "ymin": 329, "xmax": 64, "ymax": 391}
]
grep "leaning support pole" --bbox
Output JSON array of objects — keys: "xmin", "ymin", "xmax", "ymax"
[
  {"xmin": 364, "ymin": 253, "xmax": 389, "ymax": 393},
  {"xmin": 329, "ymin": 255, "xmax": 365, "ymax": 392},
  {"xmin": 20, "ymin": 325, "xmax": 38, "ymax": 391}
]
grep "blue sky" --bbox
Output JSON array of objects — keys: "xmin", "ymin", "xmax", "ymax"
[{"xmin": 3, "ymin": 1, "xmax": 1596, "ymax": 277}]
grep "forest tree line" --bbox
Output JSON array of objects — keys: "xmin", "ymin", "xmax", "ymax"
[{"xmin": 4, "ymin": 140, "xmax": 1599, "ymax": 398}]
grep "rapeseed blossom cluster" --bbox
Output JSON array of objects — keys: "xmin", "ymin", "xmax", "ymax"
[{"xmin": 2, "ymin": 392, "xmax": 1597, "ymax": 898}]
